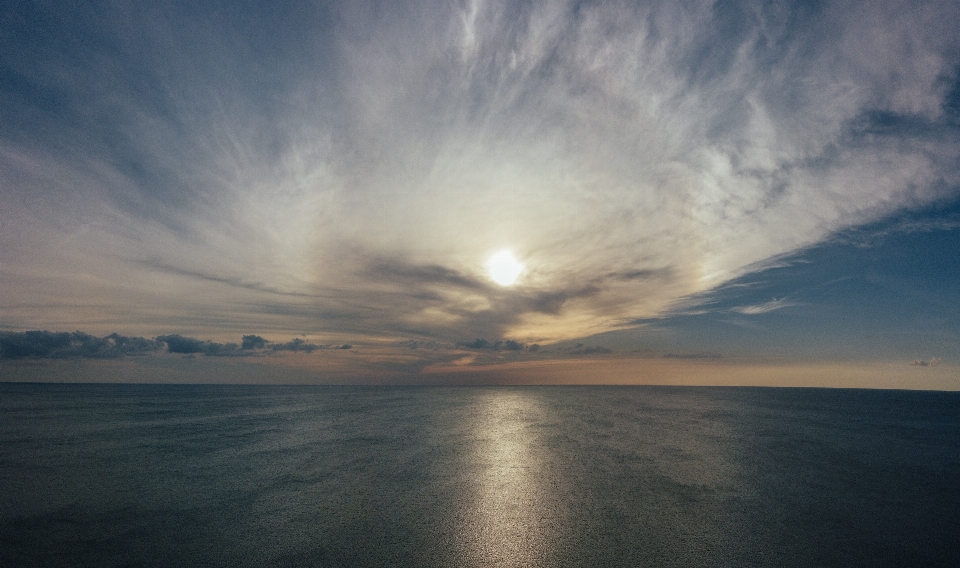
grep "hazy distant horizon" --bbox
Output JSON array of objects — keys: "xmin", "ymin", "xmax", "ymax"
[{"xmin": 0, "ymin": 328, "xmax": 954, "ymax": 390}]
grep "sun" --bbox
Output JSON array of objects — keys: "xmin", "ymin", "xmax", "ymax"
[{"xmin": 487, "ymin": 251, "xmax": 523, "ymax": 286}]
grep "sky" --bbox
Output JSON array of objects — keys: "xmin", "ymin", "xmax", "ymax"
[{"xmin": 2, "ymin": 0, "xmax": 959, "ymax": 387}]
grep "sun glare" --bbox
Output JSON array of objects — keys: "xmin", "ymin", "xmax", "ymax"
[{"xmin": 487, "ymin": 251, "xmax": 523, "ymax": 286}]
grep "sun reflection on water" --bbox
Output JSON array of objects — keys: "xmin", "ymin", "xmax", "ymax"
[{"xmin": 458, "ymin": 390, "xmax": 555, "ymax": 567}]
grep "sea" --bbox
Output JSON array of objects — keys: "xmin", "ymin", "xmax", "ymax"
[{"xmin": 1, "ymin": 383, "xmax": 958, "ymax": 567}]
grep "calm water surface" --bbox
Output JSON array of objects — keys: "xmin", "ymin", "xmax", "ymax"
[{"xmin": 1, "ymin": 384, "xmax": 958, "ymax": 567}]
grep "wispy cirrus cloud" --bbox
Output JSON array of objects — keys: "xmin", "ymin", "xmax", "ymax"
[
  {"xmin": 1, "ymin": 0, "xmax": 959, "ymax": 347},
  {"xmin": 731, "ymin": 298, "xmax": 796, "ymax": 315}
]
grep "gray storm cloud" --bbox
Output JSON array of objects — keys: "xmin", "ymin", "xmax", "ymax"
[{"xmin": 1, "ymin": 0, "xmax": 958, "ymax": 343}]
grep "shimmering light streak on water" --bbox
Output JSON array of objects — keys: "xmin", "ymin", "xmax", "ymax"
[{"xmin": 460, "ymin": 391, "xmax": 551, "ymax": 567}]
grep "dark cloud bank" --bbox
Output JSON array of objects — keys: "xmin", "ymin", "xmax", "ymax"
[
  {"xmin": 0, "ymin": 330, "xmax": 603, "ymax": 360},
  {"xmin": 0, "ymin": 331, "xmax": 351, "ymax": 359},
  {"xmin": 0, "ymin": 331, "xmax": 161, "ymax": 359}
]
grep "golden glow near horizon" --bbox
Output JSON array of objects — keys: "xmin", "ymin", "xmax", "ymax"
[{"xmin": 486, "ymin": 251, "xmax": 524, "ymax": 286}]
